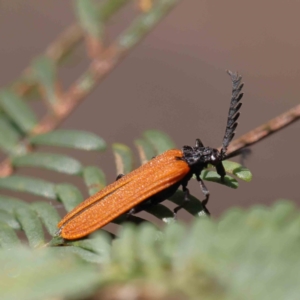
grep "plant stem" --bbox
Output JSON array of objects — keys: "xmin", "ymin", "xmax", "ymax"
[{"xmin": 225, "ymin": 104, "xmax": 300, "ymax": 156}]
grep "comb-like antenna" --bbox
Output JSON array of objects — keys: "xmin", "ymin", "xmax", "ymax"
[{"xmin": 220, "ymin": 70, "xmax": 244, "ymax": 158}]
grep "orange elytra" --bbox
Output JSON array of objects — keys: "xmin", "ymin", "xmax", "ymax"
[{"xmin": 57, "ymin": 71, "xmax": 244, "ymax": 240}]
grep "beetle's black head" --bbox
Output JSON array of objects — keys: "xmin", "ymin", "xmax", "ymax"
[{"xmin": 182, "ymin": 143, "xmax": 222, "ymax": 167}]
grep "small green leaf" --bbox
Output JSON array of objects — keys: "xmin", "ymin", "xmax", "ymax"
[
  {"xmin": 0, "ymin": 222, "xmax": 21, "ymax": 248},
  {"xmin": 55, "ymin": 245, "xmax": 104, "ymax": 263},
  {"xmin": 82, "ymin": 166, "xmax": 106, "ymax": 196},
  {"xmin": 0, "ymin": 195, "xmax": 27, "ymax": 214},
  {"xmin": 201, "ymin": 170, "xmax": 238, "ymax": 189},
  {"xmin": 169, "ymin": 190, "xmax": 208, "ymax": 217},
  {"xmin": 0, "ymin": 209, "xmax": 20, "ymax": 230},
  {"xmin": 29, "ymin": 130, "xmax": 106, "ymax": 151},
  {"xmin": 75, "ymin": 0, "xmax": 103, "ymax": 38},
  {"xmin": 0, "ymin": 113, "xmax": 23, "ymax": 155},
  {"xmin": 48, "ymin": 235, "xmax": 64, "ymax": 247},
  {"xmin": 143, "ymin": 130, "xmax": 176, "ymax": 154},
  {"xmin": 15, "ymin": 206, "xmax": 45, "ymax": 248},
  {"xmin": 144, "ymin": 204, "xmax": 174, "ymax": 224},
  {"xmin": 0, "ymin": 89, "xmax": 38, "ymax": 133},
  {"xmin": 134, "ymin": 138, "xmax": 156, "ymax": 164},
  {"xmin": 31, "ymin": 56, "xmax": 57, "ymax": 106},
  {"xmin": 12, "ymin": 152, "xmax": 82, "ymax": 175},
  {"xmin": 55, "ymin": 184, "xmax": 84, "ymax": 212},
  {"xmin": 0, "ymin": 176, "xmax": 56, "ymax": 199},
  {"xmin": 233, "ymin": 167, "xmax": 252, "ymax": 182},
  {"xmin": 222, "ymin": 160, "xmax": 253, "ymax": 182},
  {"xmin": 31, "ymin": 202, "xmax": 61, "ymax": 236},
  {"xmin": 112, "ymin": 143, "xmax": 134, "ymax": 175},
  {"xmin": 69, "ymin": 236, "xmax": 107, "ymax": 254},
  {"xmin": 114, "ymin": 214, "xmax": 149, "ymax": 227},
  {"xmin": 68, "ymin": 232, "xmax": 111, "ymax": 263}
]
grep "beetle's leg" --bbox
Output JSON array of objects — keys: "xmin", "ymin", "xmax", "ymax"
[
  {"xmin": 173, "ymin": 183, "xmax": 210, "ymax": 216},
  {"xmin": 194, "ymin": 174, "xmax": 211, "ymax": 215},
  {"xmin": 195, "ymin": 138, "xmax": 204, "ymax": 147},
  {"xmin": 239, "ymin": 148, "xmax": 251, "ymax": 167},
  {"xmin": 126, "ymin": 207, "xmax": 136, "ymax": 218},
  {"xmin": 124, "ymin": 206, "xmax": 147, "ymax": 224},
  {"xmin": 198, "ymin": 178, "xmax": 210, "ymax": 205},
  {"xmin": 173, "ymin": 184, "xmax": 190, "ymax": 217},
  {"xmin": 116, "ymin": 174, "xmax": 124, "ymax": 181},
  {"xmin": 216, "ymin": 163, "xmax": 226, "ymax": 182}
]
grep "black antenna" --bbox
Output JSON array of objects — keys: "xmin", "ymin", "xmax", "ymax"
[{"xmin": 220, "ymin": 71, "xmax": 244, "ymax": 158}]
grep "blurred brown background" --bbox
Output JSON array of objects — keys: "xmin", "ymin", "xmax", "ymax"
[{"xmin": 0, "ymin": 0, "xmax": 299, "ymax": 218}]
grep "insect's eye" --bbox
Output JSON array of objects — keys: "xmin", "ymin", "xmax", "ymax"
[{"xmin": 210, "ymin": 150, "xmax": 221, "ymax": 164}]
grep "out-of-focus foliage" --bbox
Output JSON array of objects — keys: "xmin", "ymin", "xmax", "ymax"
[{"xmin": 0, "ymin": 201, "xmax": 299, "ymax": 300}]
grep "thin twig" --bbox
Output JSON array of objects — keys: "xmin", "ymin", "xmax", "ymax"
[{"xmin": 224, "ymin": 104, "xmax": 300, "ymax": 156}]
